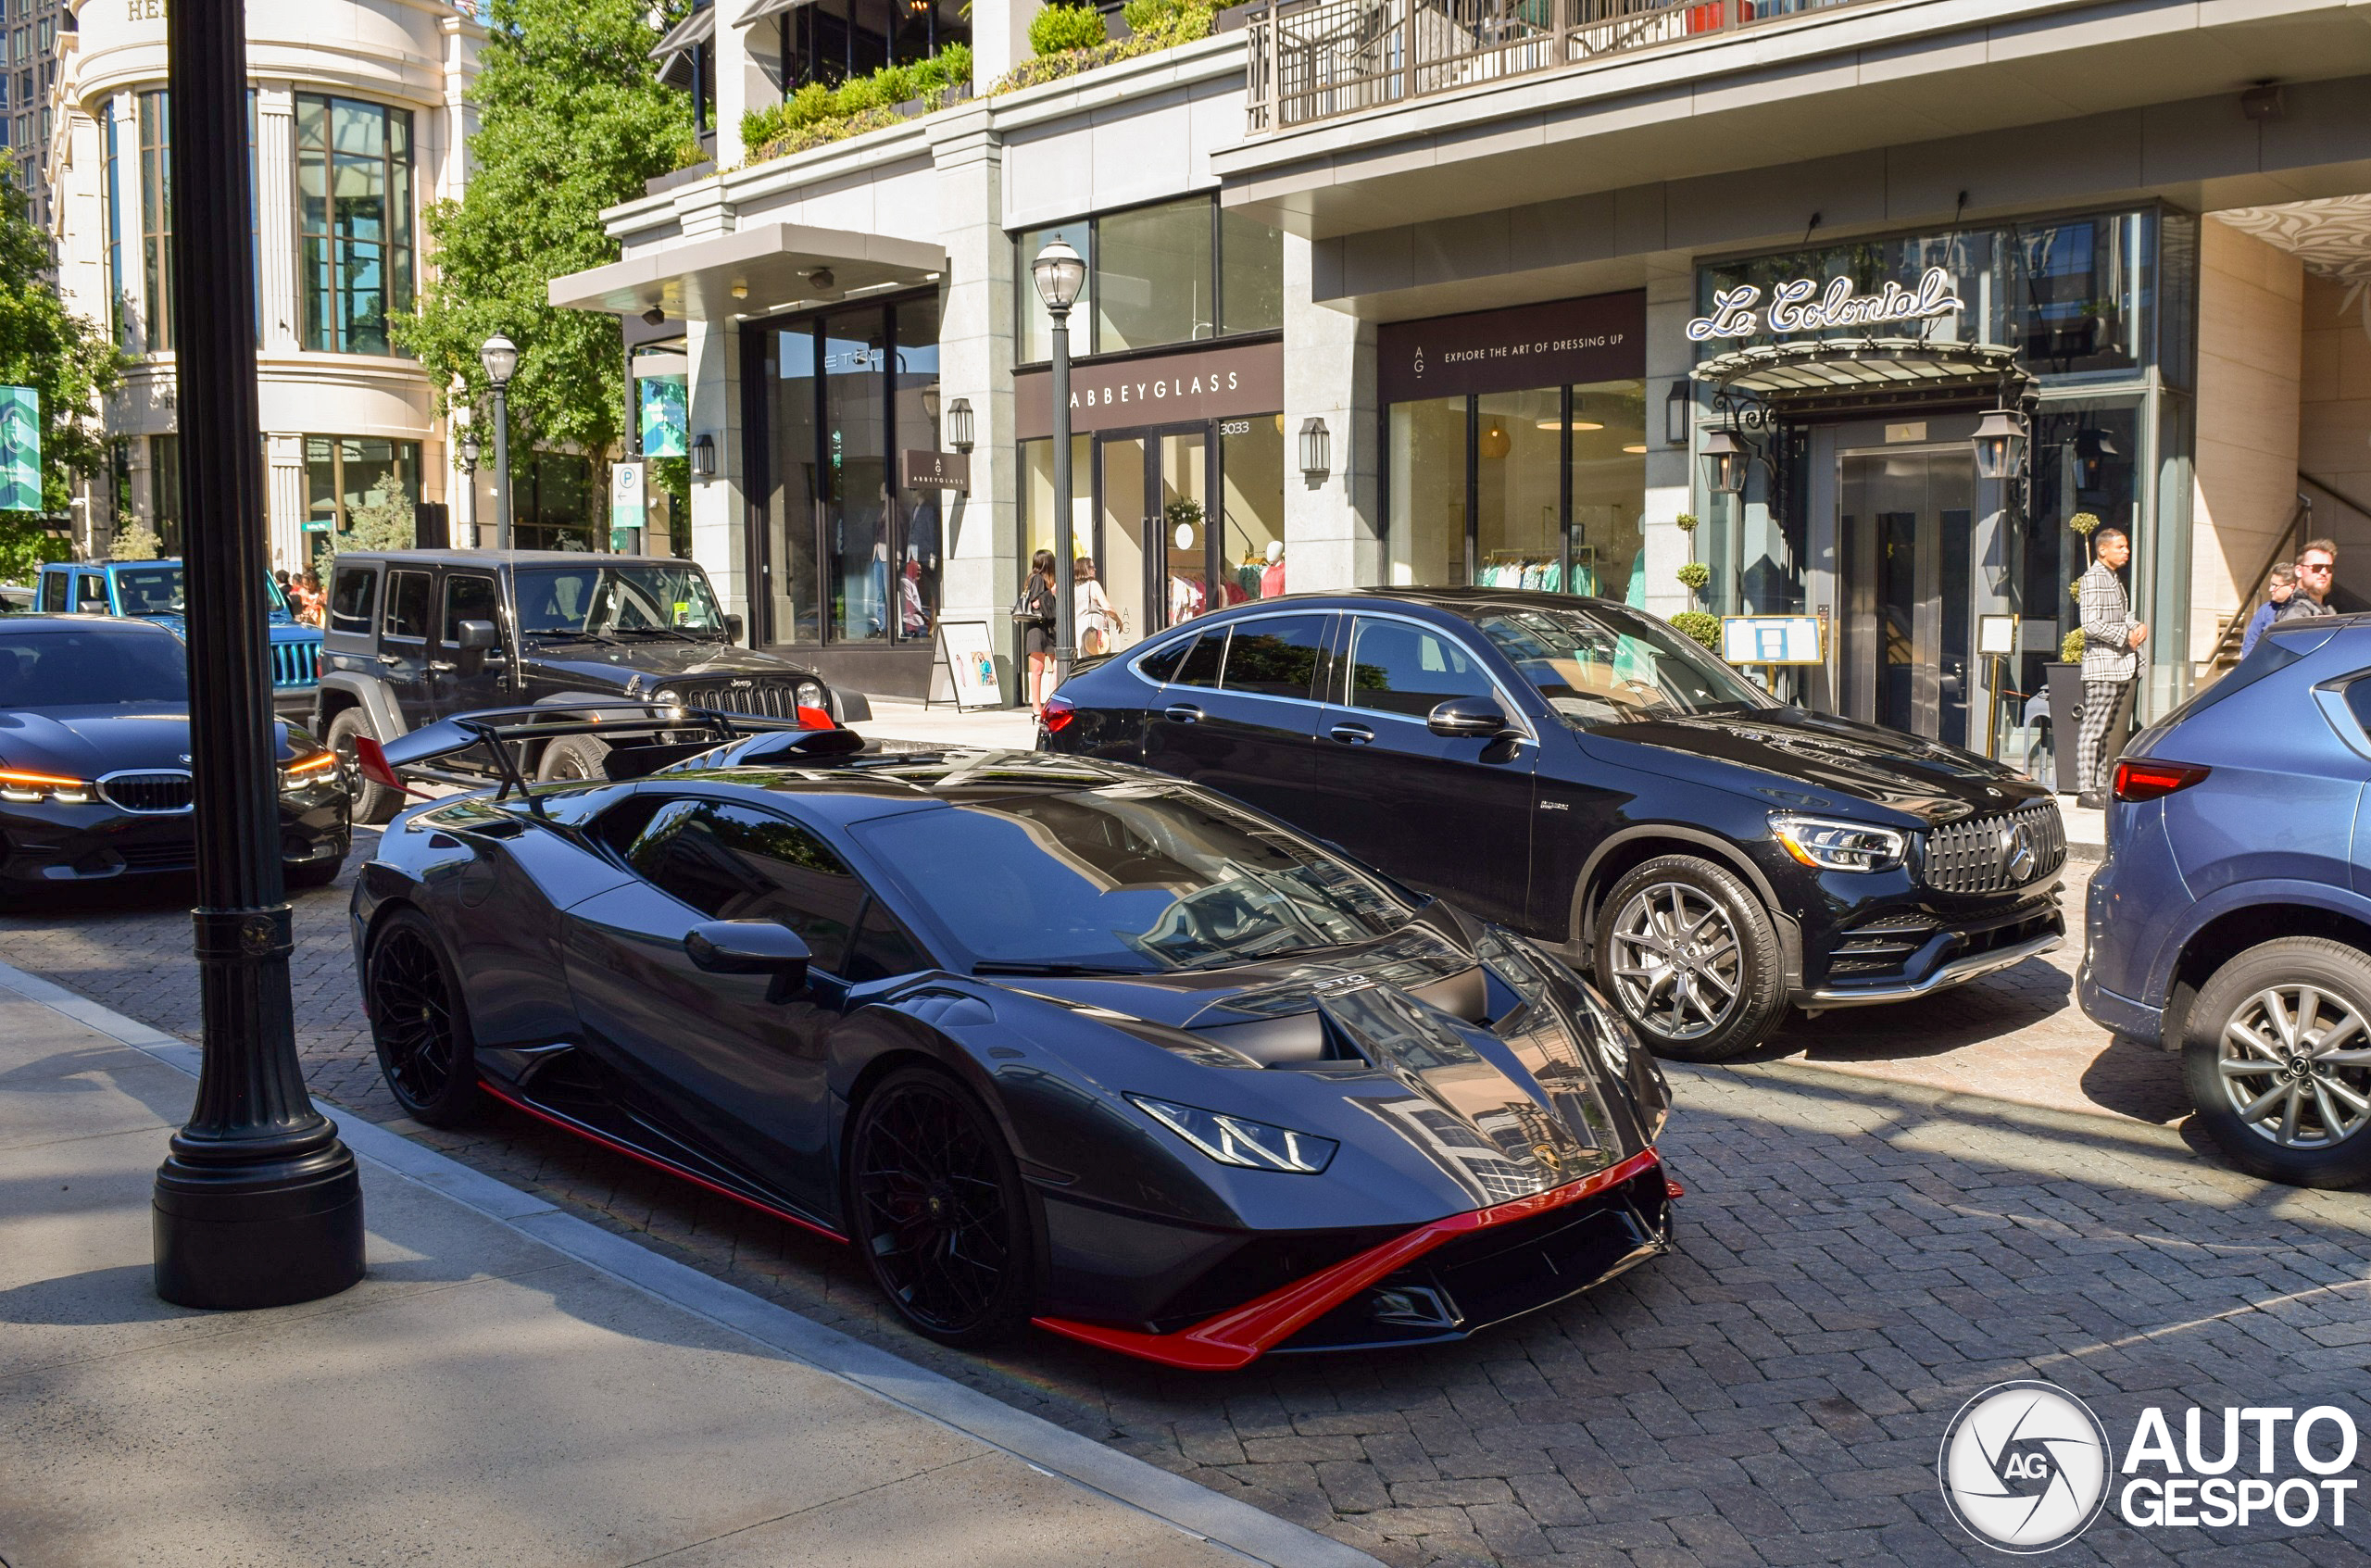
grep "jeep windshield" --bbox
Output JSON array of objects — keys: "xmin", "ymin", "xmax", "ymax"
[
  {"xmin": 514, "ymin": 563, "xmax": 729, "ymax": 640},
  {"xmin": 1473, "ymin": 603, "xmax": 1775, "ymax": 729},
  {"xmin": 111, "ymin": 566, "xmax": 185, "ymax": 617}
]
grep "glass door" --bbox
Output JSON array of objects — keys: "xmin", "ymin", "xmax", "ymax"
[
  {"xmin": 1097, "ymin": 424, "xmax": 1217, "ymax": 649},
  {"xmin": 1095, "ymin": 433, "xmax": 1151, "ymax": 651},
  {"xmin": 1157, "ymin": 428, "xmax": 1210, "ymax": 630},
  {"xmin": 1839, "ymin": 447, "xmax": 1976, "ymax": 746}
]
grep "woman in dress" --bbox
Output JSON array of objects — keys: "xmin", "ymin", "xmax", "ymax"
[
  {"xmin": 1074, "ymin": 555, "xmax": 1123, "ymax": 658},
  {"xmin": 1022, "ymin": 549, "xmax": 1059, "ymax": 717}
]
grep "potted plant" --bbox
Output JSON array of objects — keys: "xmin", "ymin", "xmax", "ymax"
[{"xmin": 2042, "ymin": 630, "xmax": 2086, "ymax": 795}]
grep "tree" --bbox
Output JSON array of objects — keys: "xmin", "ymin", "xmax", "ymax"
[
  {"xmin": 109, "ymin": 521, "xmax": 163, "ymax": 561},
  {"xmin": 0, "ymin": 150, "xmax": 126, "ymax": 582},
  {"xmin": 395, "ymin": 0, "xmax": 695, "ymax": 477},
  {"xmin": 318, "ymin": 483, "xmax": 416, "ymax": 560}
]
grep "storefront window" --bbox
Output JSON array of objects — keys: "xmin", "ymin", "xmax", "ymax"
[
  {"xmin": 762, "ymin": 324, "xmax": 822, "ymax": 644},
  {"xmin": 1098, "ymin": 197, "xmax": 1212, "ymax": 352},
  {"xmin": 1475, "ymin": 390, "xmax": 1562, "ymax": 588},
  {"xmin": 137, "ymin": 90, "xmax": 169, "ymax": 353},
  {"xmin": 305, "ymin": 435, "xmax": 422, "ymax": 556},
  {"xmin": 1218, "ymin": 417, "xmax": 1286, "ymax": 603},
  {"xmin": 296, "ymin": 94, "xmax": 414, "ymax": 356},
  {"xmin": 2026, "ymin": 399, "xmax": 2143, "ymax": 702},
  {"xmin": 1019, "ymin": 433, "xmax": 1093, "ymax": 575},
  {"xmin": 891, "ymin": 295, "xmax": 943, "ymax": 641},
  {"xmin": 1388, "ymin": 395, "xmax": 1466, "ymax": 586},
  {"xmin": 149, "ymin": 433, "xmax": 182, "ymax": 556},
  {"xmin": 1016, "ymin": 198, "xmax": 1284, "ymax": 361},
  {"xmin": 822, "ymin": 307, "xmax": 889, "ymax": 642}
]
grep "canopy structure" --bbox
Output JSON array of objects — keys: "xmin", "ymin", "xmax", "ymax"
[
  {"xmin": 651, "ymin": 4, "xmax": 716, "ymax": 90},
  {"xmin": 1690, "ymin": 337, "xmax": 2030, "ymax": 413},
  {"xmin": 547, "ymin": 221, "xmax": 947, "ymax": 322}
]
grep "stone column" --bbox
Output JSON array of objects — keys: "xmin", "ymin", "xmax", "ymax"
[
  {"xmin": 1282, "ymin": 232, "xmax": 1378, "ymax": 591},
  {"xmin": 929, "ymin": 109, "xmax": 1014, "ymax": 693},
  {"xmin": 972, "ymin": 0, "xmax": 1039, "ymax": 90},
  {"xmin": 255, "ymin": 86, "xmax": 299, "ymax": 354},
  {"xmin": 685, "ymin": 315, "xmax": 748, "ymax": 623},
  {"xmin": 1642, "ymin": 272, "xmax": 1696, "ymax": 621},
  {"xmin": 265, "ymin": 434, "xmax": 307, "ymax": 571}
]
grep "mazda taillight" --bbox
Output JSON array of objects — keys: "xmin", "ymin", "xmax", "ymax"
[
  {"xmin": 2113, "ymin": 758, "xmax": 2210, "ymax": 803},
  {"xmin": 1042, "ymin": 695, "xmax": 1076, "ymax": 734}
]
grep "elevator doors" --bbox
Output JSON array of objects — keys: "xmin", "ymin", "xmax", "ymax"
[{"xmin": 1839, "ymin": 447, "xmax": 1976, "ymax": 747}]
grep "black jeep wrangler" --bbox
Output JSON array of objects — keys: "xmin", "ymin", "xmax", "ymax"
[{"xmin": 311, "ymin": 549, "xmax": 867, "ymax": 822}]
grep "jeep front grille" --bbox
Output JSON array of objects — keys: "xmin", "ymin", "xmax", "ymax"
[
  {"xmin": 673, "ymin": 683, "xmax": 812, "ymax": 720},
  {"xmin": 1921, "ymin": 803, "xmax": 2064, "ymax": 895}
]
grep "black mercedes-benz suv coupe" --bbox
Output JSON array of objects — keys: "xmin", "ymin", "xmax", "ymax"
[{"xmin": 1043, "ymin": 588, "xmax": 2065, "ymax": 1060}]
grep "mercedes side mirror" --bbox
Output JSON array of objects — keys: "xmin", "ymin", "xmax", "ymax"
[
  {"xmin": 453, "ymin": 619, "xmax": 499, "ymax": 651},
  {"xmin": 685, "ymin": 921, "xmax": 811, "ymax": 1000},
  {"xmin": 724, "ymin": 613, "xmax": 745, "ymax": 644},
  {"xmin": 1427, "ymin": 696, "xmax": 1516, "ymax": 740}
]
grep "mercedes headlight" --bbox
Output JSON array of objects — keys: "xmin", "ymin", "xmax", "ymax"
[
  {"xmin": 1125, "ymin": 1094, "xmax": 1336, "ymax": 1174},
  {"xmin": 1770, "ymin": 813, "xmax": 1905, "ymax": 873}
]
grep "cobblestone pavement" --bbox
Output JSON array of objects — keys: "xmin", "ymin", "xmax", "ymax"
[{"xmin": 6, "ymin": 854, "xmax": 2369, "ymax": 1565}]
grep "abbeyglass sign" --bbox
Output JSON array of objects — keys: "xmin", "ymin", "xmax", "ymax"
[{"xmin": 1687, "ymin": 267, "xmax": 1964, "ymax": 343}]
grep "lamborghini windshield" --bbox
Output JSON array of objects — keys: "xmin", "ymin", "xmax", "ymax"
[
  {"xmin": 514, "ymin": 563, "xmax": 729, "ymax": 639},
  {"xmin": 853, "ymin": 785, "xmax": 1416, "ymax": 973}
]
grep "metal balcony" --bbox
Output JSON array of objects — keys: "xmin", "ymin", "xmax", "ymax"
[{"xmin": 1244, "ymin": 0, "xmax": 1882, "ymax": 134}]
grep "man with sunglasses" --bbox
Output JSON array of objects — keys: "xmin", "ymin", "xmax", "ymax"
[{"xmin": 2276, "ymin": 539, "xmax": 2339, "ymax": 623}]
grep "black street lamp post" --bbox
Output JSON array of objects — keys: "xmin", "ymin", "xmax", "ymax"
[
  {"xmin": 482, "ymin": 334, "xmax": 519, "ymax": 550},
  {"xmin": 1031, "ymin": 240, "xmax": 1085, "ymax": 687},
  {"xmin": 152, "ymin": 0, "xmax": 365, "ymax": 1311}
]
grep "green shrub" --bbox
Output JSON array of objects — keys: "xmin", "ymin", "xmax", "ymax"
[
  {"xmin": 1673, "ymin": 511, "xmax": 1698, "ymax": 533},
  {"xmin": 741, "ymin": 47, "xmax": 976, "ymax": 168},
  {"xmin": 1122, "ymin": 0, "xmax": 1186, "ymax": 31},
  {"xmin": 1675, "ymin": 560, "xmax": 1711, "ymax": 595},
  {"xmin": 992, "ymin": 2, "xmax": 1211, "ymax": 93},
  {"xmin": 108, "ymin": 521, "xmax": 163, "ymax": 561},
  {"xmin": 1669, "ymin": 611, "xmax": 1721, "ymax": 652},
  {"xmin": 1031, "ymin": 2, "xmax": 1109, "ymax": 56},
  {"xmin": 2061, "ymin": 628, "xmax": 2086, "ymax": 663}
]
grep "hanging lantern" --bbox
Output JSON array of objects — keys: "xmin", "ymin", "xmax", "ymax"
[
  {"xmin": 1477, "ymin": 423, "xmax": 1512, "ymax": 460},
  {"xmin": 1700, "ymin": 426, "xmax": 1746, "ymax": 495},
  {"xmin": 1971, "ymin": 407, "xmax": 2028, "ymax": 482},
  {"xmin": 1298, "ymin": 417, "xmax": 1331, "ymax": 483}
]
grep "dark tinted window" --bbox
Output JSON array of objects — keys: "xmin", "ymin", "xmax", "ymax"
[
  {"xmin": 1475, "ymin": 604, "xmax": 1767, "ymax": 727},
  {"xmin": 1174, "ymin": 630, "xmax": 1226, "ymax": 689},
  {"xmin": 845, "ymin": 900, "xmax": 930, "ymax": 982},
  {"xmin": 1346, "ymin": 617, "xmax": 1495, "ymax": 717},
  {"xmin": 37, "ymin": 573, "xmax": 66, "ymax": 613},
  {"xmin": 384, "ymin": 571, "xmax": 432, "ymax": 640},
  {"xmin": 1220, "ymin": 614, "xmax": 1326, "ymax": 699},
  {"xmin": 328, "ymin": 565, "xmax": 377, "ymax": 634},
  {"xmin": 622, "ymin": 798, "xmax": 860, "ymax": 972},
  {"xmin": 0, "ymin": 628, "xmax": 189, "ymax": 709},
  {"xmin": 74, "ymin": 573, "xmax": 110, "ymax": 610},
  {"xmin": 440, "ymin": 574, "xmax": 498, "ymax": 639},
  {"xmin": 111, "ymin": 565, "xmax": 182, "ymax": 615},
  {"xmin": 1138, "ymin": 636, "xmax": 1194, "ymax": 684}
]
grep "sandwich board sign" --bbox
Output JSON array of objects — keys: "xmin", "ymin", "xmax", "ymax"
[{"xmin": 931, "ymin": 620, "xmax": 1003, "ymax": 709}]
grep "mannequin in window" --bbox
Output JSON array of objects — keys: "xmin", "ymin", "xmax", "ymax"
[{"xmin": 1260, "ymin": 540, "xmax": 1286, "ymax": 599}]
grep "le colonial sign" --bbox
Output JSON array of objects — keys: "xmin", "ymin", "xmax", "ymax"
[{"xmin": 1687, "ymin": 266, "xmax": 1965, "ymax": 343}]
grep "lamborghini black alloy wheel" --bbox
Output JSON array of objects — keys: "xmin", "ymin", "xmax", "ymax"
[
  {"xmin": 848, "ymin": 1069, "xmax": 1031, "ymax": 1345},
  {"xmin": 366, "ymin": 912, "xmax": 481, "ymax": 1126}
]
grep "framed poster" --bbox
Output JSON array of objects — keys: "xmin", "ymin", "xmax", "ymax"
[
  {"xmin": 934, "ymin": 621, "xmax": 1003, "ymax": 709},
  {"xmin": 1720, "ymin": 614, "xmax": 1825, "ymax": 666}
]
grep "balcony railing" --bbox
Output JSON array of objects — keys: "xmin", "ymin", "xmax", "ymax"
[{"xmin": 1245, "ymin": 0, "xmax": 1881, "ymax": 134}]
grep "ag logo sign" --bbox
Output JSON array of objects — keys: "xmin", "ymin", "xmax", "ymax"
[{"xmin": 1938, "ymin": 1381, "xmax": 2114, "ymax": 1553}]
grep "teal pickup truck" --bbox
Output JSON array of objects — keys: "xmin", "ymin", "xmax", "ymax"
[{"xmin": 34, "ymin": 559, "xmax": 323, "ymax": 721}]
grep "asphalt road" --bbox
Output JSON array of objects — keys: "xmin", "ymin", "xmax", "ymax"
[{"xmin": 5, "ymin": 850, "xmax": 2367, "ymax": 1567}]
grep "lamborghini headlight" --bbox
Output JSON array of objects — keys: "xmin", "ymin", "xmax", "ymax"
[
  {"xmin": 1571, "ymin": 976, "xmax": 1634, "ymax": 1073},
  {"xmin": 1769, "ymin": 812, "xmax": 1905, "ymax": 873},
  {"xmin": 1125, "ymin": 1094, "xmax": 1336, "ymax": 1174}
]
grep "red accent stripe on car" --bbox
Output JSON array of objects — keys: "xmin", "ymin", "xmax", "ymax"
[
  {"xmin": 476, "ymin": 1076, "xmax": 848, "ymax": 1247},
  {"xmin": 1032, "ymin": 1147, "xmax": 1664, "ymax": 1371}
]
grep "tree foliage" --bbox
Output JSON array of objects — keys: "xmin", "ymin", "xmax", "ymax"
[
  {"xmin": 319, "ymin": 483, "xmax": 416, "ymax": 559},
  {"xmin": 0, "ymin": 150, "xmax": 126, "ymax": 580},
  {"xmin": 109, "ymin": 521, "xmax": 163, "ymax": 560},
  {"xmin": 395, "ymin": 0, "xmax": 695, "ymax": 468}
]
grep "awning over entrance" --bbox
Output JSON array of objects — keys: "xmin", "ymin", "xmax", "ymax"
[
  {"xmin": 546, "ymin": 222, "xmax": 947, "ymax": 323},
  {"xmin": 650, "ymin": 5, "xmax": 715, "ymax": 92},
  {"xmin": 1691, "ymin": 337, "xmax": 2026, "ymax": 407}
]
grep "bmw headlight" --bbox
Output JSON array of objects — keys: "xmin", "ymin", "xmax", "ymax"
[
  {"xmin": 0, "ymin": 768, "xmax": 94, "ymax": 804},
  {"xmin": 1125, "ymin": 1094, "xmax": 1336, "ymax": 1174},
  {"xmin": 1770, "ymin": 813, "xmax": 1905, "ymax": 873},
  {"xmin": 279, "ymin": 748, "xmax": 340, "ymax": 791}
]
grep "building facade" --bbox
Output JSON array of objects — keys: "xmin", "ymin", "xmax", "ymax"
[
  {"xmin": 5, "ymin": 0, "xmax": 67, "ymax": 231},
  {"xmin": 45, "ymin": 0, "xmax": 482, "ymax": 568},
  {"xmin": 549, "ymin": 0, "xmax": 2371, "ymax": 748}
]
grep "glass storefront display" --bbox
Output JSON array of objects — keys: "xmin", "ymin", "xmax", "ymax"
[
  {"xmin": 1689, "ymin": 206, "xmax": 2197, "ymax": 746},
  {"xmin": 1217, "ymin": 416, "xmax": 1286, "ymax": 603},
  {"xmin": 746, "ymin": 291, "xmax": 941, "ymax": 655},
  {"xmin": 1014, "ymin": 196, "xmax": 1284, "ymax": 363}
]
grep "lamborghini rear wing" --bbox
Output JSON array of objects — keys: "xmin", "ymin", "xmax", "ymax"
[{"xmin": 355, "ymin": 701, "xmax": 859, "ymax": 816}]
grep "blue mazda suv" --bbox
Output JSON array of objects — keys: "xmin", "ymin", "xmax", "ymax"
[{"xmin": 2080, "ymin": 614, "xmax": 2371, "ymax": 1187}]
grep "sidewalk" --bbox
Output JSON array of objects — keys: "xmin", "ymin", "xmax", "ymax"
[
  {"xmin": 0, "ymin": 968, "xmax": 1377, "ymax": 1568},
  {"xmin": 850, "ymin": 697, "xmax": 1040, "ymax": 751}
]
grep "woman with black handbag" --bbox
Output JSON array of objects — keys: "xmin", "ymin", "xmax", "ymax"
[{"xmin": 1013, "ymin": 548, "xmax": 1060, "ymax": 718}]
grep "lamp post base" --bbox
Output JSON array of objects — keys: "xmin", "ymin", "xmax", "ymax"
[{"xmin": 153, "ymin": 1137, "xmax": 365, "ymax": 1310}]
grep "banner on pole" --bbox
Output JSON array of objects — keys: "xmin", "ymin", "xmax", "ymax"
[
  {"xmin": 0, "ymin": 386, "xmax": 40, "ymax": 512},
  {"xmin": 638, "ymin": 377, "xmax": 688, "ymax": 458}
]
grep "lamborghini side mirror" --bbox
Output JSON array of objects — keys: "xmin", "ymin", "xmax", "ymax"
[{"xmin": 686, "ymin": 921, "xmax": 810, "ymax": 1000}]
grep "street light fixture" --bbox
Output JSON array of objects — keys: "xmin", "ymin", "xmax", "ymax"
[
  {"xmin": 1971, "ymin": 405, "xmax": 2028, "ymax": 482},
  {"xmin": 1700, "ymin": 425, "xmax": 1748, "ymax": 497},
  {"xmin": 1298, "ymin": 417, "xmax": 1330, "ymax": 484},
  {"xmin": 153, "ymin": 0, "xmax": 364, "ymax": 1311},
  {"xmin": 480, "ymin": 333, "xmax": 518, "ymax": 550},
  {"xmin": 946, "ymin": 397, "xmax": 973, "ymax": 454},
  {"xmin": 1033, "ymin": 239, "xmax": 1085, "ymax": 694},
  {"xmin": 1664, "ymin": 381, "xmax": 1693, "ymax": 446}
]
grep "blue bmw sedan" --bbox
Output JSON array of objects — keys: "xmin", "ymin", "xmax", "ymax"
[{"xmin": 2080, "ymin": 615, "xmax": 2371, "ymax": 1187}]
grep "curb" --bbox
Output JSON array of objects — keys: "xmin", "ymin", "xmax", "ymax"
[{"xmin": 0, "ymin": 958, "xmax": 1381, "ymax": 1568}]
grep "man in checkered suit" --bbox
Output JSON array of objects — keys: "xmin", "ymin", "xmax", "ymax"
[{"xmin": 2075, "ymin": 525, "xmax": 2146, "ymax": 809}]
